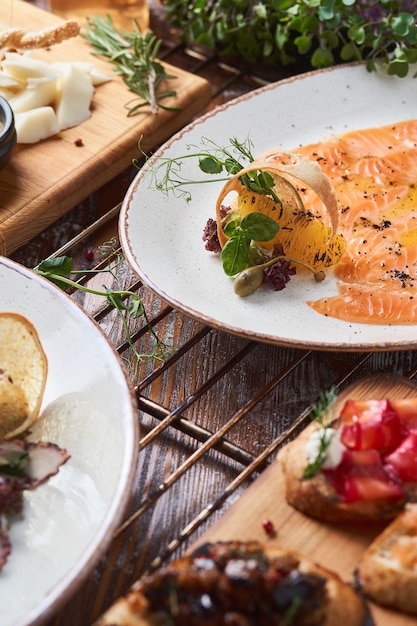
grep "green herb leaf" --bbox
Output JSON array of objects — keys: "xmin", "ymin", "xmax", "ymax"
[
  {"xmin": 35, "ymin": 250, "xmax": 169, "ymax": 369},
  {"xmin": 219, "ymin": 211, "xmax": 279, "ymax": 275},
  {"xmin": 0, "ymin": 450, "xmax": 28, "ymax": 477},
  {"xmin": 220, "ymin": 232, "xmax": 251, "ymax": 276},
  {"xmin": 163, "ymin": 1, "xmax": 417, "ymax": 77},
  {"xmin": 38, "ymin": 256, "xmax": 73, "ymax": 276},
  {"xmin": 241, "ymin": 213, "xmax": 279, "ymax": 242},
  {"xmin": 199, "ymin": 156, "xmax": 224, "ymax": 174},
  {"xmin": 302, "ymin": 385, "xmax": 339, "ymax": 479},
  {"xmin": 311, "ymin": 386, "xmax": 339, "ymax": 422},
  {"xmin": 223, "ymin": 218, "xmax": 241, "ymax": 237}
]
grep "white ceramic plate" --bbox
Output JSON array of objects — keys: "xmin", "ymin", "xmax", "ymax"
[
  {"xmin": 120, "ymin": 63, "xmax": 417, "ymax": 352},
  {"xmin": 0, "ymin": 257, "xmax": 138, "ymax": 626}
]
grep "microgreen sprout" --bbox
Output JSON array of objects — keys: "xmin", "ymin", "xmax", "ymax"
[
  {"xmin": 137, "ymin": 135, "xmax": 279, "ymax": 202},
  {"xmin": 34, "ymin": 250, "xmax": 170, "ymax": 372},
  {"xmin": 303, "ymin": 386, "xmax": 339, "ymax": 479},
  {"xmin": 139, "ymin": 134, "xmax": 332, "ymax": 296}
]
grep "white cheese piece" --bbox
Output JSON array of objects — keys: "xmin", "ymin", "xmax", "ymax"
[
  {"xmin": 14, "ymin": 106, "xmax": 59, "ymax": 144},
  {"xmin": 1, "ymin": 52, "xmax": 60, "ymax": 81},
  {"xmin": 6, "ymin": 78, "xmax": 57, "ymax": 113},
  {"xmin": 54, "ymin": 63, "xmax": 94, "ymax": 130},
  {"xmin": 0, "ymin": 73, "xmax": 24, "ymax": 90},
  {"xmin": 90, "ymin": 68, "xmax": 113, "ymax": 86},
  {"xmin": 51, "ymin": 61, "xmax": 112, "ymax": 85},
  {"xmin": 0, "ymin": 51, "xmax": 111, "ymax": 142},
  {"xmin": 305, "ymin": 427, "xmax": 346, "ymax": 470}
]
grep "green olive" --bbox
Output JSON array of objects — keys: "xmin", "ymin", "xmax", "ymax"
[
  {"xmin": 314, "ymin": 270, "xmax": 326, "ymax": 282},
  {"xmin": 233, "ymin": 266, "xmax": 264, "ymax": 297}
]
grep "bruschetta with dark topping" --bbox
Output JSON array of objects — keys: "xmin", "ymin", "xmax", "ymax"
[{"xmin": 94, "ymin": 540, "xmax": 372, "ymax": 626}]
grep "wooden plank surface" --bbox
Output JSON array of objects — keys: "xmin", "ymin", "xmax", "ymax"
[
  {"xmin": 0, "ymin": 0, "xmax": 211, "ymax": 255},
  {"xmin": 194, "ymin": 374, "xmax": 417, "ymax": 626}
]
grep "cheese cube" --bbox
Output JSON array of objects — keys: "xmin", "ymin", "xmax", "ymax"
[
  {"xmin": 6, "ymin": 77, "xmax": 57, "ymax": 113},
  {"xmin": 54, "ymin": 63, "xmax": 94, "ymax": 130},
  {"xmin": 14, "ymin": 106, "xmax": 59, "ymax": 143},
  {"xmin": 2, "ymin": 52, "xmax": 60, "ymax": 81}
]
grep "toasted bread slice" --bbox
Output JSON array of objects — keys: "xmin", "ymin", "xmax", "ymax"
[
  {"xmin": 94, "ymin": 540, "xmax": 372, "ymax": 626},
  {"xmin": 279, "ymin": 421, "xmax": 407, "ymax": 523},
  {"xmin": 357, "ymin": 504, "xmax": 417, "ymax": 615},
  {"xmin": 0, "ymin": 312, "xmax": 47, "ymax": 438}
]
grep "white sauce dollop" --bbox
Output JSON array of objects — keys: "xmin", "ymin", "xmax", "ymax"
[{"xmin": 305, "ymin": 427, "xmax": 346, "ymax": 470}]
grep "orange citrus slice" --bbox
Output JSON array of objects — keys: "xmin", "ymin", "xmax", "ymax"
[{"xmin": 215, "ymin": 151, "xmax": 346, "ymax": 270}]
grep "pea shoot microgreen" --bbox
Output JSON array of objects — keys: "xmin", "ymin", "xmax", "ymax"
[
  {"xmin": 137, "ymin": 135, "xmax": 279, "ymax": 202},
  {"xmin": 34, "ymin": 246, "xmax": 169, "ymax": 372},
  {"xmin": 140, "ymin": 134, "xmax": 329, "ymax": 290},
  {"xmin": 82, "ymin": 16, "xmax": 179, "ymax": 115},
  {"xmin": 139, "ymin": 134, "xmax": 289, "ymax": 279},
  {"xmin": 302, "ymin": 386, "xmax": 339, "ymax": 479}
]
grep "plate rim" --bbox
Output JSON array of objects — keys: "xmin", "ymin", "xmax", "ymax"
[
  {"xmin": 0, "ymin": 255, "xmax": 139, "ymax": 626},
  {"xmin": 119, "ymin": 62, "xmax": 417, "ymax": 353}
]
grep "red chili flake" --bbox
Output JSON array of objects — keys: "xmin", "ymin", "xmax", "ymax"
[
  {"xmin": 262, "ymin": 518, "xmax": 275, "ymax": 534},
  {"xmin": 74, "ymin": 138, "xmax": 84, "ymax": 147},
  {"xmin": 84, "ymin": 248, "xmax": 95, "ymax": 261}
]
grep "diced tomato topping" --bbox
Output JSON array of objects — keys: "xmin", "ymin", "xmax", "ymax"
[
  {"xmin": 339, "ymin": 399, "xmax": 402, "ymax": 454},
  {"xmin": 343, "ymin": 476, "xmax": 405, "ymax": 503},
  {"xmin": 385, "ymin": 432, "xmax": 417, "ymax": 482},
  {"xmin": 323, "ymin": 449, "xmax": 405, "ymax": 503},
  {"xmin": 313, "ymin": 397, "xmax": 417, "ymax": 503},
  {"xmin": 391, "ymin": 399, "xmax": 417, "ymax": 433}
]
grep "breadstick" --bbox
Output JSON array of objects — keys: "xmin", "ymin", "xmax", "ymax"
[{"xmin": 0, "ymin": 20, "xmax": 80, "ymax": 50}]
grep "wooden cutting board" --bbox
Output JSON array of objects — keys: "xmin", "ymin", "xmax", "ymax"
[
  {"xmin": 195, "ymin": 373, "xmax": 417, "ymax": 626},
  {"xmin": 0, "ymin": 0, "xmax": 211, "ymax": 255}
]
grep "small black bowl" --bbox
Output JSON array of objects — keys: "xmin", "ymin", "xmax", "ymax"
[{"xmin": 0, "ymin": 96, "xmax": 16, "ymax": 170}]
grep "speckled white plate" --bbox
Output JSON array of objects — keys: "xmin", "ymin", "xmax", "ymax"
[
  {"xmin": 120, "ymin": 63, "xmax": 417, "ymax": 352},
  {"xmin": 0, "ymin": 257, "xmax": 138, "ymax": 626}
]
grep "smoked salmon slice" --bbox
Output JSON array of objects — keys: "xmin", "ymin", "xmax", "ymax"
[
  {"xmin": 308, "ymin": 284, "xmax": 417, "ymax": 325},
  {"xmin": 299, "ymin": 119, "xmax": 417, "ymax": 324}
]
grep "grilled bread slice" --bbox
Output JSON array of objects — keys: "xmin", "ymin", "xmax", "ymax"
[
  {"xmin": 279, "ymin": 418, "xmax": 407, "ymax": 523},
  {"xmin": 357, "ymin": 504, "xmax": 417, "ymax": 615},
  {"xmin": 94, "ymin": 540, "xmax": 372, "ymax": 626},
  {"xmin": 279, "ymin": 396, "xmax": 417, "ymax": 523}
]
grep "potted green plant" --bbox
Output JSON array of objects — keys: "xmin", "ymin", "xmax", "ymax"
[{"xmin": 161, "ymin": 0, "xmax": 417, "ymax": 76}]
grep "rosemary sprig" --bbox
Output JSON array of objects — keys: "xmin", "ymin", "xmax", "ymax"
[
  {"xmin": 302, "ymin": 386, "xmax": 339, "ymax": 479},
  {"xmin": 82, "ymin": 16, "xmax": 179, "ymax": 115},
  {"xmin": 310, "ymin": 386, "xmax": 339, "ymax": 423},
  {"xmin": 34, "ymin": 249, "xmax": 170, "ymax": 373}
]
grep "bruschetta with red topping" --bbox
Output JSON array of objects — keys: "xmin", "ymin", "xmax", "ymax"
[{"xmin": 279, "ymin": 397, "xmax": 417, "ymax": 522}]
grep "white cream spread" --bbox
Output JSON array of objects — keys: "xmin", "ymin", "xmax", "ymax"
[{"xmin": 305, "ymin": 427, "xmax": 346, "ymax": 470}]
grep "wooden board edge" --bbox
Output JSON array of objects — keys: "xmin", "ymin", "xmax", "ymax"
[{"xmin": 190, "ymin": 374, "xmax": 417, "ymax": 626}]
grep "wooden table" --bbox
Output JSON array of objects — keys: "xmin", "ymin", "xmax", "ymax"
[{"xmin": 7, "ymin": 2, "xmax": 417, "ymax": 626}]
